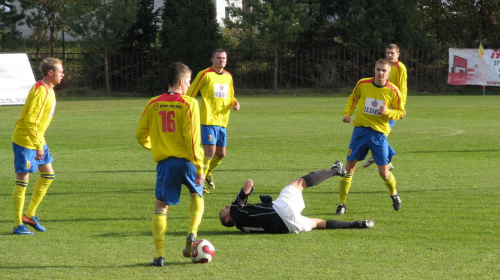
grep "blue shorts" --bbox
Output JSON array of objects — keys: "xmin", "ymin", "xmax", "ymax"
[
  {"xmin": 389, "ymin": 119, "xmax": 396, "ymax": 129},
  {"xmin": 346, "ymin": 127, "xmax": 396, "ymax": 166},
  {"xmin": 13, "ymin": 143, "xmax": 53, "ymax": 173},
  {"xmin": 155, "ymin": 157, "xmax": 203, "ymax": 205},
  {"xmin": 201, "ymin": 125, "xmax": 227, "ymax": 147}
]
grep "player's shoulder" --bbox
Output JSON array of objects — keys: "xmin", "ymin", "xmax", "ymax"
[
  {"xmin": 386, "ymin": 81, "xmax": 401, "ymax": 94},
  {"xmin": 357, "ymin": 77, "xmax": 374, "ymax": 85}
]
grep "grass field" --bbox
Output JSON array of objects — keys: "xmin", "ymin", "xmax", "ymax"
[{"xmin": 0, "ymin": 95, "xmax": 499, "ymax": 279}]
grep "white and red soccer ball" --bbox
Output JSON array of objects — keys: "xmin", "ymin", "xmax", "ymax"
[{"xmin": 190, "ymin": 239, "xmax": 215, "ymax": 263}]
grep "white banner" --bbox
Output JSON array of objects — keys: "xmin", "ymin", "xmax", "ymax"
[
  {"xmin": 448, "ymin": 48, "xmax": 500, "ymax": 86},
  {"xmin": 0, "ymin": 53, "xmax": 36, "ymax": 105}
]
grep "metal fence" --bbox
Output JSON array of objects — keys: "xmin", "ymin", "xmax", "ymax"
[{"xmin": 26, "ymin": 48, "xmax": 495, "ymax": 94}]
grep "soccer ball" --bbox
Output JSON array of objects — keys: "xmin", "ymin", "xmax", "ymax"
[{"xmin": 190, "ymin": 239, "xmax": 215, "ymax": 263}]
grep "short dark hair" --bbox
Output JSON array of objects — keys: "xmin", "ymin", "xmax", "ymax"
[
  {"xmin": 166, "ymin": 62, "xmax": 191, "ymax": 87},
  {"xmin": 40, "ymin": 58, "xmax": 62, "ymax": 76},
  {"xmin": 212, "ymin": 49, "xmax": 227, "ymax": 58},
  {"xmin": 219, "ymin": 208, "xmax": 234, "ymax": 227},
  {"xmin": 386, "ymin": 44, "xmax": 399, "ymax": 52}
]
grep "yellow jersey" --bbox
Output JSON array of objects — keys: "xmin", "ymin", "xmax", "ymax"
[
  {"xmin": 343, "ymin": 78, "xmax": 405, "ymax": 136},
  {"xmin": 389, "ymin": 61, "xmax": 407, "ymax": 108},
  {"xmin": 12, "ymin": 81, "xmax": 56, "ymax": 150},
  {"xmin": 135, "ymin": 93, "xmax": 204, "ymax": 174},
  {"xmin": 186, "ymin": 67, "xmax": 238, "ymax": 127}
]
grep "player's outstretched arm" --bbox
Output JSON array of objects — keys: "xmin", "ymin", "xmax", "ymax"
[{"xmin": 242, "ymin": 179, "xmax": 253, "ymax": 194}]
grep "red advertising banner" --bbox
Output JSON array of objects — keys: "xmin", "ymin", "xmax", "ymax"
[{"xmin": 448, "ymin": 48, "xmax": 500, "ymax": 86}]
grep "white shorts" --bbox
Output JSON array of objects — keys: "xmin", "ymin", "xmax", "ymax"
[{"xmin": 272, "ymin": 185, "xmax": 313, "ymax": 234}]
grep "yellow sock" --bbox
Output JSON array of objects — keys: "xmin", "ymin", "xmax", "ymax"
[
  {"xmin": 152, "ymin": 210, "xmax": 167, "ymax": 258},
  {"xmin": 25, "ymin": 173, "xmax": 54, "ymax": 218},
  {"xmin": 203, "ymin": 157, "xmax": 211, "ymax": 176},
  {"xmin": 339, "ymin": 173, "xmax": 353, "ymax": 205},
  {"xmin": 188, "ymin": 193, "xmax": 204, "ymax": 237},
  {"xmin": 13, "ymin": 180, "xmax": 28, "ymax": 227},
  {"xmin": 383, "ymin": 172, "xmax": 397, "ymax": 195},
  {"xmin": 206, "ymin": 155, "xmax": 222, "ymax": 178}
]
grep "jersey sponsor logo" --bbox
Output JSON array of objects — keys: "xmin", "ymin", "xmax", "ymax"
[
  {"xmin": 213, "ymin": 83, "xmax": 228, "ymax": 98},
  {"xmin": 364, "ymin": 97, "xmax": 383, "ymax": 116},
  {"xmin": 49, "ymin": 100, "xmax": 56, "ymax": 117},
  {"xmin": 153, "ymin": 103, "xmax": 160, "ymax": 110}
]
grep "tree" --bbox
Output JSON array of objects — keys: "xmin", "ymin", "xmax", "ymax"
[
  {"xmin": 65, "ymin": 0, "xmax": 138, "ymax": 94},
  {"xmin": 225, "ymin": 0, "xmax": 319, "ymax": 91},
  {"xmin": 0, "ymin": 1, "xmax": 24, "ymax": 50},
  {"xmin": 18, "ymin": 0, "xmax": 72, "ymax": 55},
  {"xmin": 420, "ymin": 0, "xmax": 500, "ymax": 48},
  {"xmin": 120, "ymin": 0, "xmax": 159, "ymax": 52},
  {"xmin": 160, "ymin": 0, "xmax": 222, "ymax": 74},
  {"xmin": 317, "ymin": 0, "xmax": 431, "ymax": 49}
]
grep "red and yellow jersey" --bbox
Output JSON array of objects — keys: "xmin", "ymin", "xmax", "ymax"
[
  {"xmin": 389, "ymin": 61, "xmax": 407, "ymax": 108},
  {"xmin": 12, "ymin": 81, "xmax": 56, "ymax": 150},
  {"xmin": 135, "ymin": 93, "xmax": 204, "ymax": 174},
  {"xmin": 343, "ymin": 78, "xmax": 405, "ymax": 135},
  {"xmin": 186, "ymin": 67, "xmax": 238, "ymax": 127}
]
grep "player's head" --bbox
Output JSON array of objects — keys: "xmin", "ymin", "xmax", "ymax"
[
  {"xmin": 219, "ymin": 205, "xmax": 234, "ymax": 227},
  {"xmin": 374, "ymin": 58, "xmax": 392, "ymax": 85},
  {"xmin": 211, "ymin": 49, "xmax": 227, "ymax": 71},
  {"xmin": 166, "ymin": 62, "xmax": 192, "ymax": 93},
  {"xmin": 385, "ymin": 44, "xmax": 400, "ymax": 63},
  {"xmin": 40, "ymin": 58, "xmax": 64, "ymax": 85}
]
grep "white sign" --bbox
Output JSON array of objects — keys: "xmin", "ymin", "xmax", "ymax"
[
  {"xmin": 448, "ymin": 48, "xmax": 500, "ymax": 86},
  {"xmin": 0, "ymin": 53, "xmax": 36, "ymax": 105}
]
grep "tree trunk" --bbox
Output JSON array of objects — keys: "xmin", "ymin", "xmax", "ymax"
[
  {"xmin": 273, "ymin": 48, "xmax": 278, "ymax": 92},
  {"xmin": 104, "ymin": 50, "xmax": 111, "ymax": 94}
]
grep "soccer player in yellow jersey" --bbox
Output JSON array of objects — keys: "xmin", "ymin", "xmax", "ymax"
[
  {"xmin": 335, "ymin": 59, "xmax": 405, "ymax": 215},
  {"xmin": 136, "ymin": 62, "xmax": 205, "ymax": 267},
  {"xmin": 187, "ymin": 49, "xmax": 240, "ymax": 192},
  {"xmin": 11, "ymin": 58, "xmax": 64, "ymax": 235},
  {"xmin": 363, "ymin": 44, "xmax": 408, "ymax": 168}
]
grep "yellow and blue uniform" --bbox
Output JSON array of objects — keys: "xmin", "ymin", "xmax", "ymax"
[
  {"xmin": 343, "ymin": 77, "xmax": 405, "ymax": 136},
  {"xmin": 11, "ymin": 80, "xmax": 57, "ymax": 231},
  {"xmin": 187, "ymin": 67, "xmax": 238, "ymax": 128},
  {"xmin": 136, "ymin": 93, "xmax": 205, "ymax": 202},
  {"xmin": 338, "ymin": 77, "xmax": 405, "ymax": 208},
  {"xmin": 12, "ymin": 81, "xmax": 56, "ymax": 151}
]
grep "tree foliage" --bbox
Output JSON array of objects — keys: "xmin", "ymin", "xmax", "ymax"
[
  {"xmin": 160, "ymin": 0, "xmax": 222, "ymax": 73},
  {"xmin": 419, "ymin": 0, "xmax": 500, "ymax": 48},
  {"xmin": 18, "ymin": 0, "xmax": 73, "ymax": 54},
  {"xmin": 224, "ymin": 0, "xmax": 319, "ymax": 90},
  {"xmin": 302, "ymin": 0, "xmax": 433, "ymax": 49},
  {"xmin": 120, "ymin": 0, "xmax": 159, "ymax": 52},
  {"xmin": 65, "ymin": 0, "xmax": 138, "ymax": 93}
]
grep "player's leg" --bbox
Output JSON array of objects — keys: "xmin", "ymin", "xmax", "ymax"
[
  {"xmin": 336, "ymin": 127, "xmax": 370, "ymax": 215},
  {"xmin": 151, "ymin": 199, "xmax": 168, "ymax": 267},
  {"xmin": 12, "ymin": 173, "xmax": 32, "ymax": 234},
  {"xmin": 204, "ymin": 126, "xmax": 227, "ymax": 190},
  {"xmin": 299, "ymin": 161, "xmax": 346, "ymax": 189},
  {"xmin": 336, "ymin": 160, "xmax": 357, "ymax": 215},
  {"xmin": 312, "ymin": 218, "xmax": 374, "ymax": 229},
  {"xmin": 24, "ymin": 160, "xmax": 55, "ymax": 232},
  {"xmin": 183, "ymin": 161, "xmax": 205, "ymax": 258},
  {"xmin": 372, "ymin": 134, "xmax": 401, "ymax": 211},
  {"xmin": 12, "ymin": 143, "xmax": 36, "ymax": 235}
]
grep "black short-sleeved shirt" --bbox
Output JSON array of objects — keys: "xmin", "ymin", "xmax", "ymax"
[{"xmin": 229, "ymin": 189, "xmax": 289, "ymax": 233}]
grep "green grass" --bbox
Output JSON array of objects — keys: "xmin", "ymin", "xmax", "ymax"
[{"xmin": 0, "ymin": 95, "xmax": 499, "ymax": 279}]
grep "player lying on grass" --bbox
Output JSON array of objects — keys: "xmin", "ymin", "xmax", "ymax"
[{"xmin": 219, "ymin": 161, "xmax": 374, "ymax": 234}]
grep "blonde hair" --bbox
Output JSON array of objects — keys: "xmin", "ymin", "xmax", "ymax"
[{"xmin": 40, "ymin": 58, "xmax": 62, "ymax": 76}]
